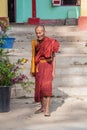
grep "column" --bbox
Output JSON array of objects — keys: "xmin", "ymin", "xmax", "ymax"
[
  {"xmin": 28, "ymin": 0, "xmax": 40, "ymax": 24},
  {"xmin": 0, "ymin": 0, "xmax": 8, "ymax": 17},
  {"xmin": 78, "ymin": 0, "xmax": 87, "ymax": 30}
]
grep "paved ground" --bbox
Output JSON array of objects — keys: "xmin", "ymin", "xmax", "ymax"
[{"xmin": 0, "ymin": 96, "xmax": 87, "ymax": 130}]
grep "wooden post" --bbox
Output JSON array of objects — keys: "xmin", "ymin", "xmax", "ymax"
[
  {"xmin": 28, "ymin": 0, "xmax": 40, "ymax": 24},
  {"xmin": 32, "ymin": 0, "xmax": 36, "ymax": 18}
]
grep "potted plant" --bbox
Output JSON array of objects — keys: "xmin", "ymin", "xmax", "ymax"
[
  {"xmin": 0, "ymin": 49, "xmax": 32, "ymax": 112},
  {"xmin": 0, "ymin": 18, "xmax": 15, "ymax": 48}
]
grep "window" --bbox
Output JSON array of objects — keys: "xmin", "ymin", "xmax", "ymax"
[
  {"xmin": 62, "ymin": 0, "xmax": 80, "ymax": 5},
  {"xmin": 76, "ymin": 0, "xmax": 80, "ymax": 5}
]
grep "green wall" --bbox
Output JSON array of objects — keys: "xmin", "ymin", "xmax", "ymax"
[
  {"xmin": 37, "ymin": 0, "xmax": 80, "ymax": 19},
  {"xmin": 16, "ymin": 0, "xmax": 32, "ymax": 23},
  {"xmin": 16, "ymin": 0, "xmax": 80, "ymax": 23}
]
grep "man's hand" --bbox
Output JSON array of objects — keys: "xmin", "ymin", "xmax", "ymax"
[{"xmin": 30, "ymin": 71, "xmax": 35, "ymax": 77}]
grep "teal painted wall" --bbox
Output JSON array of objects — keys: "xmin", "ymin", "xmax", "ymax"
[
  {"xmin": 16, "ymin": 0, "xmax": 80, "ymax": 23},
  {"xmin": 36, "ymin": 0, "xmax": 80, "ymax": 19},
  {"xmin": 16, "ymin": 0, "xmax": 32, "ymax": 23}
]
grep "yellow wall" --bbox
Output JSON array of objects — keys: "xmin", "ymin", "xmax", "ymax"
[
  {"xmin": 81, "ymin": 0, "xmax": 87, "ymax": 16},
  {"xmin": 0, "ymin": 0, "xmax": 8, "ymax": 17}
]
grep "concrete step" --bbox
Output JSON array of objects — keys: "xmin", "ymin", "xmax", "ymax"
[
  {"xmin": 11, "ymin": 77, "xmax": 87, "ymax": 98},
  {"xmin": 8, "ymin": 49, "xmax": 87, "ymax": 68},
  {"xmin": 11, "ymin": 30, "xmax": 87, "ymax": 37},
  {"xmin": 14, "ymin": 41, "xmax": 86, "ymax": 48},
  {"xmin": 10, "ymin": 25, "xmax": 79, "ymax": 33},
  {"xmin": 54, "ymin": 36, "xmax": 87, "ymax": 42},
  {"xmin": 12, "ymin": 35, "xmax": 87, "ymax": 42},
  {"xmin": 59, "ymin": 47, "xmax": 87, "ymax": 54},
  {"xmin": 7, "ymin": 48, "xmax": 87, "ymax": 68},
  {"xmin": 13, "ymin": 42, "xmax": 87, "ymax": 55},
  {"xmin": 56, "ymin": 55, "xmax": 87, "ymax": 67},
  {"xmin": 60, "ymin": 42, "xmax": 86, "ymax": 47},
  {"xmin": 6, "ymin": 49, "xmax": 31, "ymax": 56},
  {"xmin": 10, "ymin": 44, "xmax": 87, "ymax": 55},
  {"xmin": 10, "ymin": 24, "xmax": 87, "ymax": 35},
  {"xmin": 45, "ymin": 26, "xmax": 82, "ymax": 33},
  {"xmin": 9, "ymin": 25, "xmax": 87, "ymax": 42},
  {"xmin": 56, "ymin": 66, "xmax": 87, "ymax": 75},
  {"xmin": 57, "ymin": 86, "xmax": 87, "ymax": 97},
  {"xmin": 51, "ymin": 31, "xmax": 87, "ymax": 36},
  {"xmin": 13, "ymin": 42, "xmax": 32, "ymax": 51},
  {"xmin": 13, "ymin": 41, "xmax": 86, "ymax": 51},
  {"xmin": 53, "ymin": 75, "xmax": 87, "ymax": 87}
]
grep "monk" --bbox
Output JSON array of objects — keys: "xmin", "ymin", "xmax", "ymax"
[{"xmin": 31, "ymin": 25, "xmax": 60, "ymax": 116}]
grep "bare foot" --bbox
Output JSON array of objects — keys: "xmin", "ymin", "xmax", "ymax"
[
  {"xmin": 44, "ymin": 112, "xmax": 51, "ymax": 117},
  {"xmin": 35, "ymin": 108, "xmax": 45, "ymax": 114}
]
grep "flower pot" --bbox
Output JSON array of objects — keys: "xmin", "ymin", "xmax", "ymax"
[
  {"xmin": 0, "ymin": 37, "xmax": 15, "ymax": 48},
  {"xmin": 0, "ymin": 87, "xmax": 11, "ymax": 112}
]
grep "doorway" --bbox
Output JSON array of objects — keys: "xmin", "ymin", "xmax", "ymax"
[{"xmin": 8, "ymin": 0, "xmax": 16, "ymax": 22}]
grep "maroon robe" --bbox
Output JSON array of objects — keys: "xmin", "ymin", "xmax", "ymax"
[{"xmin": 34, "ymin": 37, "xmax": 60, "ymax": 102}]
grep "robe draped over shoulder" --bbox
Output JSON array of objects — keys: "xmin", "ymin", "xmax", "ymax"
[{"xmin": 35, "ymin": 37, "xmax": 60, "ymax": 64}]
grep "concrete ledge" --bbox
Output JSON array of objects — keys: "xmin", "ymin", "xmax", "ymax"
[
  {"xmin": 65, "ymin": 18, "xmax": 78, "ymax": 25},
  {"xmin": 40, "ymin": 19, "xmax": 65, "ymax": 25},
  {"xmin": 28, "ymin": 17, "xmax": 40, "ymax": 24}
]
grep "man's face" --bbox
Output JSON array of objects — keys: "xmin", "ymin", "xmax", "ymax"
[{"xmin": 35, "ymin": 27, "xmax": 45, "ymax": 41}]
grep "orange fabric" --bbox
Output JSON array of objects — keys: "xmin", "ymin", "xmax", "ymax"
[
  {"xmin": 36, "ymin": 59, "xmax": 52, "ymax": 73},
  {"xmin": 31, "ymin": 40, "xmax": 37, "ymax": 74},
  {"xmin": 35, "ymin": 61, "xmax": 53, "ymax": 102}
]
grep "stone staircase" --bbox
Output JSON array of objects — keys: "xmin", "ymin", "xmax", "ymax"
[
  {"xmin": 8, "ymin": 24, "xmax": 87, "ymax": 98},
  {"xmin": 51, "ymin": 29, "xmax": 87, "ymax": 98}
]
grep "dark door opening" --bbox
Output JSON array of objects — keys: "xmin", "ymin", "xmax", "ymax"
[
  {"xmin": 62, "ymin": 0, "xmax": 77, "ymax": 5},
  {"xmin": 8, "ymin": 0, "xmax": 16, "ymax": 23}
]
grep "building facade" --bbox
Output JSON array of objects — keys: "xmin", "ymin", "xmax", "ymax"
[{"xmin": 0, "ymin": 0, "xmax": 87, "ymax": 30}]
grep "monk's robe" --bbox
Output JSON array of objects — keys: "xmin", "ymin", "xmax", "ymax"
[{"xmin": 34, "ymin": 37, "xmax": 60, "ymax": 102}]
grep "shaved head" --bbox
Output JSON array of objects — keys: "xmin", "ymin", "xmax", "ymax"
[
  {"xmin": 35, "ymin": 25, "xmax": 45, "ymax": 32},
  {"xmin": 35, "ymin": 25, "xmax": 46, "ymax": 41}
]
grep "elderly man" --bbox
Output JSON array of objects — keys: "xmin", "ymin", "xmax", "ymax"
[{"xmin": 31, "ymin": 25, "xmax": 60, "ymax": 116}]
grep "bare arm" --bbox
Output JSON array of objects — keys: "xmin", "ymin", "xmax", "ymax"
[{"xmin": 52, "ymin": 54, "xmax": 56, "ymax": 79}]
